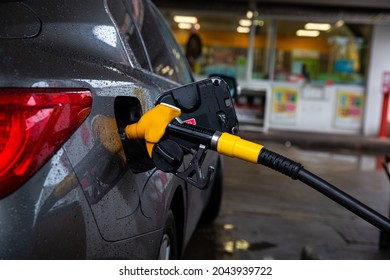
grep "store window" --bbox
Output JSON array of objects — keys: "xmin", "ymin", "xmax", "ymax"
[
  {"xmin": 162, "ymin": 8, "xmax": 370, "ymax": 86},
  {"xmin": 251, "ymin": 18, "xmax": 273, "ymax": 80},
  {"xmin": 165, "ymin": 11, "xmax": 271, "ymax": 80},
  {"xmin": 273, "ymin": 20, "xmax": 370, "ymax": 85}
]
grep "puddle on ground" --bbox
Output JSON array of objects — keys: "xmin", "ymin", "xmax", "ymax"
[
  {"xmin": 223, "ymin": 240, "xmax": 277, "ymax": 254},
  {"xmin": 183, "ymin": 223, "xmax": 277, "ymax": 259},
  {"xmin": 249, "ymin": 241, "xmax": 277, "ymax": 251}
]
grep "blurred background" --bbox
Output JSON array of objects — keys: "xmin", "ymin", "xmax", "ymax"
[
  {"xmin": 154, "ymin": 0, "xmax": 390, "ymax": 260},
  {"xmin": 155, "ymin": 0, "xmax": 390, "ymax": 138}
]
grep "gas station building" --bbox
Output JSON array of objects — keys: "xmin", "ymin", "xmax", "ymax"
[{"xmin": 155, "ymin": 0, "xmax": 390, "ymax": 137}]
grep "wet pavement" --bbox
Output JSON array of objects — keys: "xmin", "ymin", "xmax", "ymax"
[{"xmin": 183, "ymin": 137, "xmax": 390, "ymax": 260}]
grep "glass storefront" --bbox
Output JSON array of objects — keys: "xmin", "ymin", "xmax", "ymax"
[
  {"xmin": 160, "ymin": 9, "xmax": 372, "ymax": 134},
  {"xmin": 272, "ymin": 20, "xmax": 370, "ymax": 86},
  {"xmin": 165, "ymin": 12, "xmax": 253, "ymax": 79},
  {"xmin": 162, "ymin": 11, "xmax": 371, "ymax": 86}
]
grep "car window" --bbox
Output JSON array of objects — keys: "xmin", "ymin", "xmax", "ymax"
[
  {"xmin": 108, "ymin": 0, "xmax": 193, "ymax": 84},
  {"xmin": 142, "ymin": 3, "xmax": 194, "ymax": 84},
  {"xmin": 107, "ymin": 0, "xmax": 151, "ymax": 70}
]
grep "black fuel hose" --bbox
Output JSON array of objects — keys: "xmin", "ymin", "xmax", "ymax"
[{"xmin": 258, "ymin": 148, "xmax": 390, "ymax": 233}]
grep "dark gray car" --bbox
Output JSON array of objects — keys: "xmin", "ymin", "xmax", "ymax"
[{"xmin": 0, "ymin": 0, "xmax": 223, "ymax": 259}]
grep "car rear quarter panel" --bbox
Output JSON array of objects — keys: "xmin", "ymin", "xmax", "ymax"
[{"xmin": 0, "ymin": 0, "xmax": 218, "ymax": 258}]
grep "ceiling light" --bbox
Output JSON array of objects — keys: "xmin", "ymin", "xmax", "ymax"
[
  {"xmin": 178, "ymin": 23, "xmax": 192, "ymax": 29},
  {"xmin": 237, "ymin": 26, "xmax": 250, "ymax": 33},
  {"xmin": 296, "ymin": 29, "xmax": 320, "ymax": 37},
  {"xmin": 173, "ymin": 15, "xmax": 198, "ymax": 24},
  {"xmin": 304, "ymin": 23, "xmax": 331, "ymax": 31},
  {"xmin": 239, "ymin": 19, "xmax": 252, "ymax": 27},
  {"xmin": 246, "ymin": 11, "xmax": 253, "ymax": 19}
]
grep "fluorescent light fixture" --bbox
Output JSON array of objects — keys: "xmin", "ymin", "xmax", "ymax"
[
  {"xmin": 296, "ymin": 29, "xmax": 320, "ymax": 37},
  {"xmin": 304, "ymin": 23, "xmax": 331, "ymax": 31},
  {"xmin": 173, "ymin": 15, "xmax": 198, "ymax": 24},
  {"xmin": 239, "ymin": 19, "xmax": 252, "ymax": 27},
  {"xmin": 178, "ymin": 23, "xmax": 192, "ymax": 29},
  {"xmin": 237, "ymin": 26, "xmax": 250, "ymax": 33}
]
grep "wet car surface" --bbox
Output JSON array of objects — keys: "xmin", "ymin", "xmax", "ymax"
[
  {"xmin": 184, "ymin": 140, "xmax": 390, "ymax": 260},
  {"xmin": 0, "ymin": 0, "xmax": 222, "ymax": 259}
]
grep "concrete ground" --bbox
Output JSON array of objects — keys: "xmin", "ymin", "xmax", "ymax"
[{"xmin": 184, "ymin": 131, "xmax": 390, "ymax": 260}]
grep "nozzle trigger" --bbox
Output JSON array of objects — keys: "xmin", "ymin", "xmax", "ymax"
[{"xmin": 175, "ymin": 144, "xmax": 214, "ymax": 189}]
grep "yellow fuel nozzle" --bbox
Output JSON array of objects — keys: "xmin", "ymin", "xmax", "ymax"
[
  {"xmin": 124, "ymin": 102, "xmax": 264, "ymax": 164},
  {"xmin": 125, "ymin": 103, "xmax": 181, "ymax": 157},
  {"xmin": 216, "ymin": 133, "xmax": 263, "ymax": 164}
]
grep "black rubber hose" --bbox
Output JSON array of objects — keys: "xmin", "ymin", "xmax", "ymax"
[
  {"xmin": 258, "ymin": 148, "xmax": 390, "ymax": 233},
  {"xmin": 297, "ymin": 168, "xmax": 390, "ymax": 233},
  {"xmin": 258, "ymin": 148, "xmax": 303, "ymax": 179}
]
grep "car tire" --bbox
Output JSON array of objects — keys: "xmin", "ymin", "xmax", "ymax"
[
  {"xmin": 158, "ymin": 210, "xmax": 178, "ymax": 259},
  {"xmin": 200, "ymin": 155, "xmax": 223, "ymax": 224}
]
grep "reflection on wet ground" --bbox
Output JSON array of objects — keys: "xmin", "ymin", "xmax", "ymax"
[
  {"xmin": 183, "ymin": 142, "xmax": 390, "ymax": 260},
  {"xmin": 183, "ymin": 222, "xmax": 276, "ymax": 260}
]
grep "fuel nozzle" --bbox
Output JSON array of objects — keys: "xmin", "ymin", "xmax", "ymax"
[
  {"xmin": 125, "ymin": 103, "xmax": 215, "ymax": 189},
  {"xmin": 125, "ymin": 103, "xmax": 181, "ymax": 158},
  {"xmin": 125, "ymin": 103, "xmax": 263, "ymax": 171}
]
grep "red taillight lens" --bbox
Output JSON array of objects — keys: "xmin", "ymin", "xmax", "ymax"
[{"xmin": 0, "ymin": 88, "xmax": 93, "ymax": 198}]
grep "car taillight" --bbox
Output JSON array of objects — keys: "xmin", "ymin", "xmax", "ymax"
[{"xmin": 0, "ymin": 88, "xmax": 93, "ymax": 198}]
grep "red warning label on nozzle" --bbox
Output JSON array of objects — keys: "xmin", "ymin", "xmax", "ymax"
[{"xmin": 183, "ymin": 118, "xmax": 196, "ymax": 125}]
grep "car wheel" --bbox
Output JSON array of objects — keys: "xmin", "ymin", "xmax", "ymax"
[
  {"xmin": 158, "ymin": 210, "xmax": 178, "ymax": 259},
  {"xmin": 200, "ymin": 155, "xmax": 223, "ymax": 223}
]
